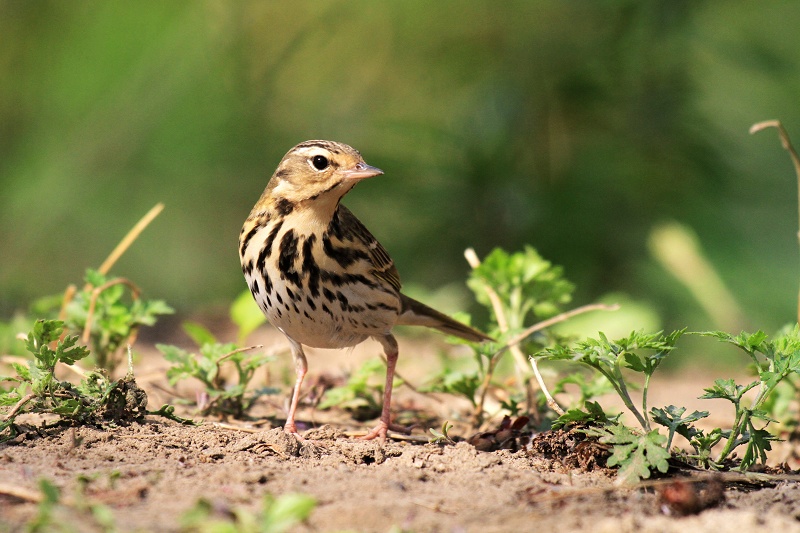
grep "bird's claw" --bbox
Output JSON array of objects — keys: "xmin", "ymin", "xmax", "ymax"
[
  {"xmin": 358, "ymin": 421, "xmax": 412, "ymax": 441},
  {"xmin": 283, "ymin": 424, "xmax": 306, "ymax": 443}
]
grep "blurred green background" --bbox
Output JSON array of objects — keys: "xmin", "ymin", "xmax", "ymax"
[{"xmin": 2, "ymin": 1, "xmax": 800, "ymax": 338}]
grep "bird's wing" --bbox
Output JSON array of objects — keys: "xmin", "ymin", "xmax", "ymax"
[{"xmin": 334, "ymin": 205, "xmax": 402, "ymax": 292}]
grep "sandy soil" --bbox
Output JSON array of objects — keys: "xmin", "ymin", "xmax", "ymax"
[{"xmin": 3, "ymin": 331, "xmax": 800, "ymax": 532}]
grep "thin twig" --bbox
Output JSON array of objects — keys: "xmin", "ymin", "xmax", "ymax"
[
  {"xmin": 94, "ymin": 202, "xmax": 165, "ymax": 281},
  {"xmin": 3, "ymin": 392, "xmax": 36, "ymax": 421},
  {"xmin": 211, "ymin": 345, "xmax": 264, "ymax": 389},
  {"xmin": 517, "ymin": 304, "xmax": 618, "ymax": 416},
  {"xmin": 81, "ymin": 277, "xmax": 141, "ymax": 344},
  {"xmin": 216, "ymin": 345, "xmax": 265, "ymax": 364},
  {"xmin": 498, "ymin": 302, "xmax": 621, "ymax": 355},
  {"xmin": 0, "ymin": 483, "xmax": 45, "ymax": 503},
  {"xmin": 750, "ymin": 120, "xmax": 800, "ymax": 325},
  {"xmin": 212, "ymin": 422, "xmax": 259, "ymax": 433},
  {"xmin": 57, "ymin": 284, "xmax": 78, "ymax": 323},
  {"xmin": 464, "ymin": 250, "xmax": 528, "ymax": 372}
]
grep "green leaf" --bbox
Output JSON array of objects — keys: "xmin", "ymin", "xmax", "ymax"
[
  {"xmin": 182, "ymin": 322, "xmax": 218, "ymax": 347},
  {"xmin": 50, "ymin": 399, "xmax": 82, "ymax": 416},
  {"xmin": 650, "ymin": 405, "xmax": 708, "ymax": 448},
  {"xmin": 11, "ymin": 362, "xmax": 32, "ymax": 382},
  {"xmin": 261, "ymin": 493, "xmax": 316, "ymax": 533},
  {"xmin": 54, "ymin": 335, "xmax": 90, "ymax": 366},
  {"xmin": 740, "ymin": 426, "xmax": 777, "ymax": 468},
  {"xmin": 26, "ymin": 319, "xmax": 65, "ymax": 354},
  {"xmin": 422, "ymin": 370, "xmax": 481, "ymax": 407},
  {"xmin": 695, "ymin": 330, "xmax": 768, "ymax": 354},
  {"xmin": 586, "ymin": 425, "xmax": 670, "ymax": 484},
  {"xmin": 552, "ymin": 400, "xmax": 619, "ymax": 430},
  {"xmin": 468, "ymin": 246, "xmax": 574, "ymax": 329},
  {"xmin": 552, "ymin": 372, "xmax": 614, "ymax": 407},
  {"xmin": 699, "ymin": 378, "xmax": 758, "ymax": 403},
  {"xmin": 38, "ymin": 478, "xmax": 61, "ymax": 504}
]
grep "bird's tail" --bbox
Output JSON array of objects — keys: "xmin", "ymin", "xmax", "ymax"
[{"xmin": 396, "ymin": 294, "xmax": 494, "ymax": 343}]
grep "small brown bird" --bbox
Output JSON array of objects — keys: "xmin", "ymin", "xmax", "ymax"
[{"xmin": 239, "ymin": 140, "xmax": 491, "ymax": 440}]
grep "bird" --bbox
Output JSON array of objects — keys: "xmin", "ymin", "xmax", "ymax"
[{"xmin": 239, "ymin": 140, "xmax": 492, "ymax": 441}]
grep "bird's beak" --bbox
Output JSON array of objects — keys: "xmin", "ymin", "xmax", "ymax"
[{"xmin": 342, "ymin": 162, "xmax": 384, "ymax": 180}]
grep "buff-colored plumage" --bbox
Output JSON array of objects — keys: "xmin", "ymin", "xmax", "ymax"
[{"xmin": 239, "ymin": 140, "xmax": 491, "ymax": 440}]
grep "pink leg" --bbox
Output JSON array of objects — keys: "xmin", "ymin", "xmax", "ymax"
[
  {"xmin": 283, "ymin": 335, "xmax": 307, "ymax": 438},
  {"xmin": 360, "ymin": 334, "xmax": 399, "ymax": 442}
]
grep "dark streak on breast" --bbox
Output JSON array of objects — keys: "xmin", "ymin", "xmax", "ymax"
[
  {"xmin": 322, "ymin": 287, "xmax": 335, "ymax": 302},
  {"xmin": 301, "ymin": 234, "xmax": 320, "ymax": 298},
  {"xmin": 239, "ymin": 224, "xmax": 260, "ymax": 258},
  {"xmin": 249, "ymin": 279, "xmax": 260, "ymax": 296},
  {"xmin": 261, "ymin": 219, "xmax": 284, "ymax": 262},
  {"xmin": 278, "ymin": 229, "xmax": 301, "ymax": 286}
]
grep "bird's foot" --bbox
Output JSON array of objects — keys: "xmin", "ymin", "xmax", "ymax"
[
  {"xmin": 358, "ymin": 421, "xmax": 413, "ymax": 441},
  {"xmin": 358, "ymin": 421, "xmax": 389, "ymax": 441},
  {"xmin": 283, "ymin": 423, "xmax": 306, "ymax": 442}
]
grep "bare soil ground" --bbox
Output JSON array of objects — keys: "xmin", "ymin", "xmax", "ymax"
[{"xmin": 3, "ymin": 330, "xmax": 800, "ymax": 532}]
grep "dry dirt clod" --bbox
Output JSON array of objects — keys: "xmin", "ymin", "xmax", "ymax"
[
  {"xmin": 467, "ymin": 415, "xmax": 531, "ymax": 452},
  {"xmin": 234, "ymin": 428, "xmax": 302, "ymax": 458},
  {"xmin": 528, "ymin": 428, "xmax": 611, "ymax": 472}
]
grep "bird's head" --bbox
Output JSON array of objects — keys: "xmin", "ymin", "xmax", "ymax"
[{"xmin": 263, "ymin": 140, "xmax": 383, "ymax": 210}]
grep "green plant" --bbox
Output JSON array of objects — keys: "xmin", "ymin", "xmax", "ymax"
[
  {"xmin": 537, "ymin": 330, "xmax": 689, "ymax": 482},
  {"xmin": 0, "ymin": 319, "xmax": 186, "ymax": 441},
  {"xmin": 551, "ymin": 372, "xmax": 615, "ymax": 410},
  {"xmin": 425, "ymin": 247, "xmax": 577, "ymax": 425},
  {"xmin": 159, "ymin": 323, "xmax": 276, "ymax": 418},
  {"xmin": 535, "ymin": 326, "xmax": 800, "ymax": 480},
  {"xmin": 180, "ymin": 493, "xmax": 316, "ymax": 533},
  {"xmin": 24, "ymin": 477, "xmax": 117, "ymax": 533},
  {"xmin": 583, "ymin": 424, "xmax": 671, "ymax": 485},
  {"xmin": 61, "ymin": 268, "xmax": 173, "ymax": 372},
  {"xmin": 429, "ymin": 421, "xmax": 456, "ymax": 444},
  {"xmin": 540, "ymin": 330, "xmax": 686, "ymax": 432},
  {"xmin": 687, "ymin": 327, "xmax": 800, "ymax": 469}
]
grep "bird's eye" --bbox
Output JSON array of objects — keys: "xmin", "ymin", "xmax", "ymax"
[{"xmin": 311, "ymin": 155, "xmax": 329, "ymax": 171}]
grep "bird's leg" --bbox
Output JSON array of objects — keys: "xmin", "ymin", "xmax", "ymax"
[
  {"xmin": 360, "ymin": 334, "xmax": 399, "ymax": 441},
  {"xmin": 283, "ymin": 335, "xmax": 307, "ymax": 439}
]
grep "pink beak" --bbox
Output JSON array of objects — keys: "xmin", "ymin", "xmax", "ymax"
[{"xmin": 342, "ymin": 162, "xmax": 384, "ymax": 180}]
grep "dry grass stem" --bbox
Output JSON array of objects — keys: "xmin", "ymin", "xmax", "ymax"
[
  {"xmin": 0, "ymin": 483, "xmax": 45, "ymax": 503},
  {"xmin": 95, "ymin": 202, "xmax": 165, "ymax": 280},
  {"xmin": 3, "ymin": 392, "xmax": 36, "ymax": 421},
  {"xmin": 750, "ymin": 120, "xmax": 800, "ymax": 325}
]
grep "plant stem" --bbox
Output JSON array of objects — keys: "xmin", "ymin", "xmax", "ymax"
[
  {"xmin": 750, "ymin": 121, "xmax": 800, "ymax": 325},
  {"xmin": 642, "ymin": 371, "xmax": 653, "ymax": 432},
  {"xmin": 498, "ymin": 303, "xmax": 620, "ymax": 356},
  {"xmin": 612, "ymin": 363, "xmax": 649, "ymax": 431},
  {"xmin": 3, "ymin": 392, "xmax": 36, "ymax": 421},
  {"xmin": 715, "ymin": 399, "xmax": 743, "ymax": 464},
  {"xmin": 95, "ymin": 202, "xmax": 165, "ymax": 279}
]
